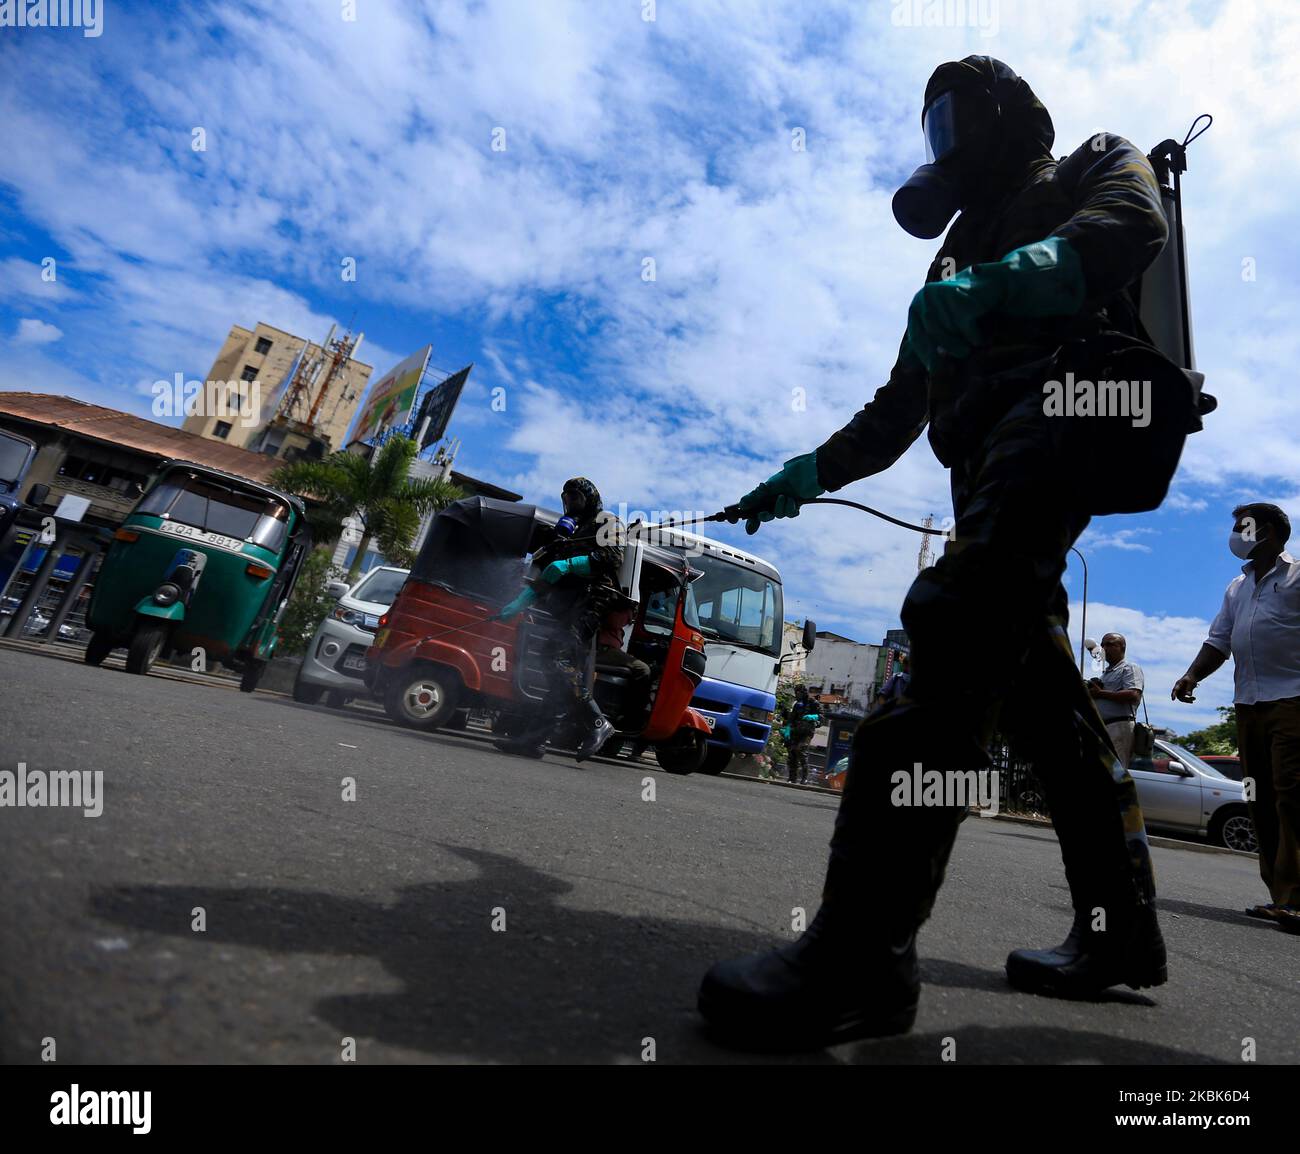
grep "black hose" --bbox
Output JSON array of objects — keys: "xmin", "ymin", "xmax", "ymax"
[{"xmin": 664, "ymin": 499, "xmax": 939, "ymax": 535}]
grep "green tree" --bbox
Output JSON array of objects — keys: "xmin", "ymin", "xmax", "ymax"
[
  {"xmin": 1179, "ymin": 705, "xmax": 1238, "ymax": 755},
  {"xmin": 276, "ymin": 547, "xmax": 343, "ymax": 658},
  {"xmin": 270, "ymin": 436, "xmax": 462, "ymax": 581}
]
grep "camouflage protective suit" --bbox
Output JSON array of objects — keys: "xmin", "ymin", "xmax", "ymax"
[
  {"xmin": 523, "ymin": 509, "xmax": 626, "ymax": 730},
  {"xmin": 814, "ymin": 58, "xmax": 1165, "ymax": 939}
]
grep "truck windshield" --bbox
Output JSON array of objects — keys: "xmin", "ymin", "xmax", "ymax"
[
  {"xmin": 690, "ymin": 553, "xmax": 782, "ymax": 657},
  {"xmin": 138, "ymin": 473, "xmax": 291, "ymax": 550},
  {"xmin": 351, "ymin": 567, "xmax": 409, "ymax": 607},
  {"xmin": 0, "ymin": 432, "xmax": 33, "ymax": 487}
]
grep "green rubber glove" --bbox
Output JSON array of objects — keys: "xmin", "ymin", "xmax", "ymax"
[
  {"xmin": 500, "ymin": 587, "xmax": 536, "ymax": 619},
  {"xmin": 542, "ymin": 555, "xmax": 592, "ymax": 583},
  {"xmin": 735, "ymin": 451, "xmax": 825, "ymax": 536},
  {"xmin": 906, "ymin": 236, "xmax": 1086, "ymax": 373}
]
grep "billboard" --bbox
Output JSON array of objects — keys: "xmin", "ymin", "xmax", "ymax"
[
  {"xmin": 416, "ymin": 363, "xmax": 473, "ymax": 448},
  {"xmin": 354, "ymin": 345, "xmax": 431, "ymax": 440}
]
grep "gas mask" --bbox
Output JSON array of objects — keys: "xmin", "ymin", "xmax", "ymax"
[{"xmin": 892, "ymin": 84, "xmax": 1000, "ymax": 239}]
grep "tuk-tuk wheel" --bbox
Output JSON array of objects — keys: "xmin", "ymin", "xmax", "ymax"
[
  {"xmin": 239, "ymin": 660, "xmax": 267, "ymax": 693},
  {"xmin": 83, "ymin": 631, "xmax": 115, "ymax": 667},
  {"xmin": 654, "ymin": 729, "xmax": 709, "ymax": 776},
  {"xmin": 125, "ymin": 623, "xmax": 169, "ymax": 676},
  {"xmin": 383, "ymin": 665, "xmax": 459, "ymax": 730}
]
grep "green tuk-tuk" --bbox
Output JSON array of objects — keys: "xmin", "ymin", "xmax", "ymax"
[{"xmin": 83, "ymin": 461, "xmax": 311, "ymax": 690}]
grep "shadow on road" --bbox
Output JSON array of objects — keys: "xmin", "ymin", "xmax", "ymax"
[{"xmin": 87, "ymin": 845, "xmax": 1218, "ymax": 1065}]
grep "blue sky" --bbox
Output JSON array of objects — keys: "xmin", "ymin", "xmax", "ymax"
[{"xmin": 2, "ymin": 0, "xmax": 1298, "ymax": 733}]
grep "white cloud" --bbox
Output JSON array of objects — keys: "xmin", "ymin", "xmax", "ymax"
[
  {"xmin": 11, "ymin": 318, "xmax": 63, "ymax": 345},
  {"xmin": 2, "ymin": 0, "xmax": 1299, "ymax": 697}
]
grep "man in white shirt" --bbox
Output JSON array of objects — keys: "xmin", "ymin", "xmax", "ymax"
[
  {"xmin": 1089, "ymin": 634, "xmax": 1144, "ymax": 768},
  {"xmin": 1173, "ymin": 503, "xmax": 1300, "ymax": 932}
]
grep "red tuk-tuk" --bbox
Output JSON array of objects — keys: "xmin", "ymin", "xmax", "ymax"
[{"xmin": 363, "ymin": 497, "xmax": 713, "ymax": 774}]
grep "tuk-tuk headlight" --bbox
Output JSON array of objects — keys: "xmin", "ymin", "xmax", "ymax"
[{"xmin": 153, "ymin": 583, "xmax": 182, "ymax": 606}]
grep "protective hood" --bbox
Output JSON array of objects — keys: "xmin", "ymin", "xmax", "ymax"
[
  {"xmin": 893, "ymin": 56, "xmax": 1055, "ymax": 239},
  {"xmin": 560, "ymin": 476, "xmax": 603, "ymax": 526}
]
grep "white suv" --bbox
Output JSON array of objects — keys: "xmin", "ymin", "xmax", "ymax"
[{"xmin": 293, "ymin": 566, "xmax": 409, "ymax": 707}]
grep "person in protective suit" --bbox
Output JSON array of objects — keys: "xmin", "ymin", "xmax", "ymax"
[
  {"xmin": 698, "ymin": 57, "xmax": 1169, "ymax": 1049},
  {"xmin": 783, "ymin": 686, "xmax": 821, "ymax": 785},
  {"xmin": 493, "ymin": 477, "xmax": 623, "ymax": 763}
]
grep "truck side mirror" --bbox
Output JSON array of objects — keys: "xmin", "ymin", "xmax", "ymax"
[
  {"xmin": 26, "ymin": 483, "xmax": 49, "ymax": 508},
  {"xmin": 802, "ymin": 620, "xmax": 817, "ymax": 653}
]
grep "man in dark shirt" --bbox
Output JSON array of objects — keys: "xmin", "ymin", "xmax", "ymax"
[{"xmin": 783, "ymin": 686, "xmax": 822, "ymax": 784}]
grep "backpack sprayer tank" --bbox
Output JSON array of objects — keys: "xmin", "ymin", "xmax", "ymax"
[{"xmin": 1139, "ymin": 117, "xmax": 1212, "ymax": 384}]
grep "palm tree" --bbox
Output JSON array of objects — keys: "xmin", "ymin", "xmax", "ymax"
[{"xmin": 270, "ymin": 436, "xmax": 462, "ymax": 580}]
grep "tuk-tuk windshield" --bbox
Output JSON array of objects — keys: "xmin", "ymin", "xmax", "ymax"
[
  {"xmin": 138, "ymin": 473, "xmax": 292, "ymax": 550},
  {"xmin": 0, "ymin": 432, "xmax": 33, "ymax": 486},
  {"xmin": 640, "ymin": 574, "xmax": 701, "ymax": 636}
]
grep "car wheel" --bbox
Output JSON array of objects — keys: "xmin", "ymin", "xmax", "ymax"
[
  {"xmin": 292, "ymin": 676, "xmax": 324, "ymax": 705},
  {"xmin": 654, "ymin": 728, "xmax": 708, "ymax": 776},
  {"xmin": 1210, "ymin": 806, "xmax": 1257, "ymax": 854},
  {"xmin": 383, "ymin": 665, "xmax": 459, "ymax": 731},
  {"xmin": 699, "ymin": 746, "xmax": 732, "ymax": 776},
  {"xmin": 326, "ymin": 690, "xmax": 350, "ymax": 709},
  {"xmin": 83, "ymin": 631, "xmax": 114, "ymax": 667},
  {"xmin": 125, "ymin": 623, "xmax": 168, "ymax": 675}
]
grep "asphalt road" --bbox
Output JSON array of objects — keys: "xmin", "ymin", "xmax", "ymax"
[{"xmin": 1, "ymin": 645, "xmax": 1295, "ymax": 1065}]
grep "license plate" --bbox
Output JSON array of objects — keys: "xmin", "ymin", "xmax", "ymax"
[
  {"xmin": 157, "ymin": 521, "xmax": 244, "ymax": 552},
  {"xmin": 342, "ymin": 655, "xmax": 368, "ymax": 671},
  {"xmin": 703, "ymin": 714, "xmax": 716, "ymax": 730}
]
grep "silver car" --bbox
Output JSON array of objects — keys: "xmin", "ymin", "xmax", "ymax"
[
  {"xmin": 1130, "ymin": 737, "xmax": 1257, "ymax": 853},
  {"xmin": 293, "ymin": 566, "xmax": 409, "ymax": 707}
]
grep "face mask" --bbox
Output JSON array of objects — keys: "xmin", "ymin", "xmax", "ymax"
[{"xmin": 1229, "ymin": 530, "xmax": 1259, "ymax": 560}]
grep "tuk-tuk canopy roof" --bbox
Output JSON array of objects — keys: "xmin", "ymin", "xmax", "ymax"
[
  {"xmin": 412, "ymin": 496, "xmax": 694, "ymax": 601},
  {"xmin": 153, "ymin": 459, "xmax": 307, "ymax": 519}
]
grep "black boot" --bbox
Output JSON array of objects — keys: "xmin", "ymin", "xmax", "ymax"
[
  {"xmin": 697, "ymin": 903, "xmax": 919, "ymax": 1050},
  {"xmin": 493, "ymin": 710, "xmax": 558, "ymax": 759},
  {"xmin": 492, "ymin": 735, "xmax": 547, "ymax": 759},
  {"xmin": 1005, "ymin": 902, "xmax": 1167, "ymax": 997},
  {"xmin": 574, "ymin": 698, "xmax": 615, "ymax": 763}
]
